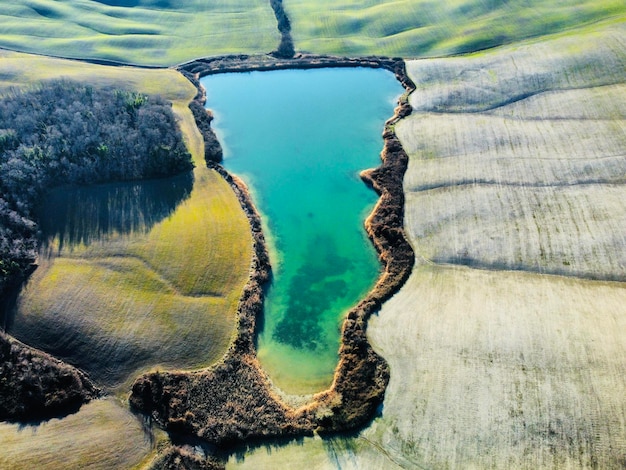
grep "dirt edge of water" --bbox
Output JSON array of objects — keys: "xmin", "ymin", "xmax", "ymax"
[{"xmin": 129, "ymin": 54, "xmax": 416, "ymax": 466}]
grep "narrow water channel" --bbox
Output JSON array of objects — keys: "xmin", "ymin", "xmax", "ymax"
[{"xmin": 202, "ymin": 68, "xmax": 401, "ymax": 394}]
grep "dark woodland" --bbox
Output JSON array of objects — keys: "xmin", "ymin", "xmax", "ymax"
[{"xmin": 0, "ymin": 81, "xmax": 192, "ymax": 300}]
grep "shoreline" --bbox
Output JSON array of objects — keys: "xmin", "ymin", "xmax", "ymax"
[{"xmin": 129, "ymin": 53, "xmax": 416, "ymax": 463}]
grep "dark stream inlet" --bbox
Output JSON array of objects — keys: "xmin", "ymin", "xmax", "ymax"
[{"xmin": 202, "ymin": 68, "xmax": 401, "ymax": 393}]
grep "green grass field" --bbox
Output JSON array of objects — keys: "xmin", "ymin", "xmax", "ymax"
[
  {"xmin": 2, "ymin": 1, "xmax": 624, "ymax": 64},
  {"xmin": 0, "ymin": 0, "xmax": 279, "ymax": 65},
  {"xmin": 1, "ymin": 51, "xmax": 254, "ymax": 390},
  {"xmin": 284, "ymin": 0, "xmax": 626, "ymax": 57}
]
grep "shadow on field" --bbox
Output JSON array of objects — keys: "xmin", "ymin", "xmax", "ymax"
[{"xmin": 38, "ymin": 171, "xmax": 193, "ymax": 254}]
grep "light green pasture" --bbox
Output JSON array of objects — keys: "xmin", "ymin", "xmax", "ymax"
[
  {"xmin": 284, "ymin": 0, "xmax": 626, "ymax": 57},
  {"xmin": 0, "ymin": 49, "xmax": 196, "ymax": 101},
  {"xmin": 0, "ymin": 0, "xmax": 279, "ymax": 66}
]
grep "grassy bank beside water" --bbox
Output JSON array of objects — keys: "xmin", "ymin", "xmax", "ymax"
[{"xmin": 0, "ymin": 51, "xmax": 254, "ymax": 467}]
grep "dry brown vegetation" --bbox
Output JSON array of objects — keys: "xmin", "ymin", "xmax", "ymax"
[
  {"xmin": 0, "ymin": 332, "xmax": 99, "ymax": 421},
  {"xmin": 130, "ymin": 56, "xmax": 416, "ymax": 461}
]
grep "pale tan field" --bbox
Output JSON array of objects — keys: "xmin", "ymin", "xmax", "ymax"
[
  {"xmin": 398, "ymin": 20, "xmax": 626, "ymax": 280},
  {"xmin": 229, "ymin": 19, "xmax": 626, "ymax": 470},
  {"xmin": 0, "ymin": 398, "xmax": 154, "ymax": 470}
]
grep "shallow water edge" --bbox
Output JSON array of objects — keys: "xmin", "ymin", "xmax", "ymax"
[{"xmin": 129, "ymin": 53, "xmax": 416, "ymax": 465}]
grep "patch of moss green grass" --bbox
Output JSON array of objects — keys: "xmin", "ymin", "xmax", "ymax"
[
  {"xmin": 284, "ymin": 0, "xmax": 626, "ymax": 57},
  {"xmin": 1, "ymin": 51, "xmax": 253, "ymax": 390},
  {"xmin": 0, "ymin": 0, "xmax": 279, "ymax": 66}
]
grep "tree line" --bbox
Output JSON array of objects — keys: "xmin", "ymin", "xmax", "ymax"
[{"xmin": 0, "ymin": 80, "xmax": 193, "ymax": 300}]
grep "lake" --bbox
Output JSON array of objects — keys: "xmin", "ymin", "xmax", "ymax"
[{"xmin": 202, "ymin": 67, "xmax": 401, "ymax": 393}]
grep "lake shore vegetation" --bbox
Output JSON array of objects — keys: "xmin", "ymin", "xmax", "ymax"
[{"xmin": 129, "ymin": 56, "xmax": 416, "ymax": 466}]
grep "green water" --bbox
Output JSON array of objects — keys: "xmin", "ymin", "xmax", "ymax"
[{"xmin": 202, "ymin": 68, "xmax": 400, "ymax": 393}]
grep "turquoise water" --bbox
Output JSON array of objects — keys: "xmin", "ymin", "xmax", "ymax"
[{"xmin": 201, "ymin": 68, "xmax": 400, "ymax": 393}]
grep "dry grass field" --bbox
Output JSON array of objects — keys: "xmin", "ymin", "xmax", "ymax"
[
  {"xmin": 0, "ymin": 398, "xmax": 154, "ymax": 470},
  {"xmin": 0, "ymin": 0, "xmax": 279, "ymax": 65},
  {"xmin": 398, "ymin": 20, "xmax": 626, "ymax": 280},
  {"xmin": 228, "ymin": 18, "xmax": 626, "ymax": 470}
]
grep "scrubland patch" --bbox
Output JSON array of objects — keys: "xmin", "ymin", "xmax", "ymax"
[
  {"xmin": 0, "ymin": 0, "xmax": 279, "ymax": 65},
  {"xmin": 284, "ymin": 0, "xmax": 626, "ymax": 57},
  {"xmin": 0, "ymin": 398, "xmax": 152, "ymax": 469}
]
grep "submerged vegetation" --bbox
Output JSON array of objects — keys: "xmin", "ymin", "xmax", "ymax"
[{"xmin": 0, "ymin": 81, "xmax": 192, "ymax": 304}]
